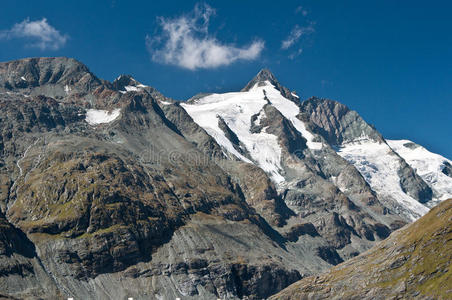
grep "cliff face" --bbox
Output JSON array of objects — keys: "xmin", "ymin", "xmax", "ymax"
[{"xmin": 0, "ymin": 57, "xmax": 450, "ymax": 299}]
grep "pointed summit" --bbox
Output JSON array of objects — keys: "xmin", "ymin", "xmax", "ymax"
[
  {"xmin": 112, "ymin": 74, "xmax": 148, "ymax": 93},
  {"xmin": 253, "ymin": 68, "xmax": 278, "ymax": 83},
  {"xmin": 241, "ymin": 69, "xmax": 301, "ymax": 104},
  {"xmin": 113, "ymin": 74, "xmax": 137, "ymax": 88},
  {"xmin": 241, "ymin": 69, "xmax": 280, "ymax": 92}
]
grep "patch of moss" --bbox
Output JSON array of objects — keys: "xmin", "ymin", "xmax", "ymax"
[{"xmin": 75, "ymin": 224, "xmax": 128, "ymax": 239}]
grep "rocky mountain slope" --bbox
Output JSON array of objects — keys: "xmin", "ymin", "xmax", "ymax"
[
  {"xmin": 183, "ymin": 71, "xmax": 451, "ymax": 221},
  {"xmin": 0, "ymin": 57, "xmax": 450, "ymax": 299},
  {"xmin": 271, "ymin": 198, "xmax": 452, "ymax": 300}
]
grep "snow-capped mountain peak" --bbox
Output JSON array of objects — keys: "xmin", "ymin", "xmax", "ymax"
[
  {"xmin": 241, "ymin": 68, "xmax": 279, "ymax": 91},
  {"xmin": 242, "ymin": 69, "xmax": 301, "ymax": 104},
  {"xmin": 181, "ymin": 69, "xmax": 451, "ymax": 222},
  {"xmin": 182, "ymin": 78, "xmax": 324, "ymax": 183}
]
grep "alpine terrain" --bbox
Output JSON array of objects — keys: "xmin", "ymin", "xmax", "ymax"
[
  {"xmin": 271, "ymin": 198, "xmax": 452, "ymax": 300},
  {"xmin": 0, "ymin": 57, "xmax": 450, "ymax": 299}
]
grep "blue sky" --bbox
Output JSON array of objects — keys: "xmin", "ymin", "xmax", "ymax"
[{"xmin": 0, "ymin": 0, "xmax": 451, "ymax": 159}]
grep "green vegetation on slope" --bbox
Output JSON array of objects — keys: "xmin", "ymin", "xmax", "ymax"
[{"xmin": 271, "ymin": 199, "xmax": 452, "ymax": 300}]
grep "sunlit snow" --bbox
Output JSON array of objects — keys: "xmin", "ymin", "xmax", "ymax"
[
  {"xmin": 182, "ymin": 81, "xmax": 321, "ymax": 183},
  {"xmin": 85, "ymin": 109, "xmax": 121, "ymax": 125},
  {"xmin": 121, "ymin": 84, "xmax": 147, "ymax": 93},
  {"xmin": 337, "ymin": 140, "xmax": 430, "ymax": 220},
  {"xmin": 388, "ymin": 139, "xmax": 452, "ymax": 203},
  {"xmin": 124, "ymin": 85, "xmax": 141, "ymax": 92}
]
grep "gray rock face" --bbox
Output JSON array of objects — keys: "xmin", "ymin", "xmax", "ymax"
[
  {"xmin": 0, "ymin": 212, "xmax": 60, "ymax": 299},
  {"xmin": 217, "ymin": 115, "xmax": 247, "ymax": 156},
  {"xmin": 397, "ymin": 159, "xmax": 433, "ymax": 203},
  {"xmin": 112, "ymin": 74, "xmax": 138, "ymax": 91},
  {"xmin": 442, "ymin": 161, "xmax": 452, "ymax": 177},
  {"xmin": 0, "ymin": 57, "xmax": 105, "ymax": 104},
  {"xmin": 300, "ymin": 97, "xmax": 383, "ymax": 145},
  {"xmin": 262, "ymin": 104, "xmax": 307, "ymax": 157},
  {"xmin": 0, "ymin": 57, "xmax": 101, "ymax": 90}
]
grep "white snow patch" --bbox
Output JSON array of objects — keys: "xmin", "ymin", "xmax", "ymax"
[
  {"xmin": 121, "ymin": 84, "xmax": 147, "ymax": 93},
  {"xmin": 21, "ymin": 76, "xmax": 26, "ymax": 81},
  {"xmin": 337, "ymin": 140, "xmax": 429, "ymax": 220},
  {"xmin": 159, "ymin": 100, "xmax": 172, "ymax": 106},
  {"xmin": 64, "ymin": 84, "xmax": 71, "ymax": 94},
  {"xmin": 124, "ymin": 85, "xmax": 141, "ymax": 92},
  {"xmin": 85, "ymin": 109, "xmax": 121, "ymax": 125},
  {"xmin": 291, "ymin": 92, "xmax": 299, "ymax": 98},
  {"xmin": 388, "ymin": 139, "xmax": 452, "ymax": 203}
]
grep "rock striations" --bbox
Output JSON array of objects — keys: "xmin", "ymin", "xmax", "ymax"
[{"xmin": 0, "ymin": 57, "xmax": 450, "ymax": 299}]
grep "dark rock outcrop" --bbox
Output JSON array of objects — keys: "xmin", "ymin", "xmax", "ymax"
[{"xmin": 300, "ymin": 97, "xmax": 384, "ymax": 145}]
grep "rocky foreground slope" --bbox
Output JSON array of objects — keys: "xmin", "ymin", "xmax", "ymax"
[
  {"xmin": 271, "ymin": 198, "xmax": 452, "ymax": 300},
  {"xmin": 0, "ymin": 57, "xmax": 450, "ymax": 299}
]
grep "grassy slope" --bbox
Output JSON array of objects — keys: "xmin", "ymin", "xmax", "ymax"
[{"xmin": 271, "ymin": 199, "xmax": 452, "ymax": 299}]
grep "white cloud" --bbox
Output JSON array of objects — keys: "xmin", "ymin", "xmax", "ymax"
[
  {"xmin": 0, "ymin": 18, "xmax": 68, "ymax": 50},
  {"xmin": 281, "ymin": 24, "xmax": 314, "ymax": 50},
  {"xmin": 288, "ymin": 48, "xmax": 303, "ymax": 60},
  {"xmin": 146, "ymin": 3, "xmax": 264, "ymax": 70},
  {"xmin": 295, "ymin": 6, "xmax": 308, "ymax": 16}
]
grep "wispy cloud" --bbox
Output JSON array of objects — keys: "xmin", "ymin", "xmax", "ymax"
[
  {"xmin": 295, "ymin": 6, "xmax": 308, "ymax": 16},
  {"xmin": 280, "ymin": 23, "xmax": 314, "ymax": 59},
  {"xmin": 146, "ymin": 3, "xmax": 264, "ymax": 70},
  {"xmin": 0, "ymin": 18, "xmax": 68, "ymax": 50},
  {"xmin": 288, "ymin": 48, "xmax": 303, "ymax": 60},
  {"xmin": 281, "ymin": 24, "xmax": 314, "ymax": 50}
]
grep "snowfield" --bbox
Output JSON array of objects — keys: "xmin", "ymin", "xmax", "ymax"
[
  {"xmin": 85, "ymin": 109, "xmax": 121, "ymax": 125},
  {"xmin": 182, "ymin": 81, "xmax": 321, "ymax": 183},
  {"xmin": 388, "ymin": 139, "xmax": 452, "ymax": 204},
  {"xmin": 336, "ymin": 140, "xmax": 430, "ymax": 220}
]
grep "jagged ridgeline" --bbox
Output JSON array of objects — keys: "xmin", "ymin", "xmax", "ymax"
[{"xmin": 0, "ymin": 57, "xmax": 451, "ymax": 299}]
